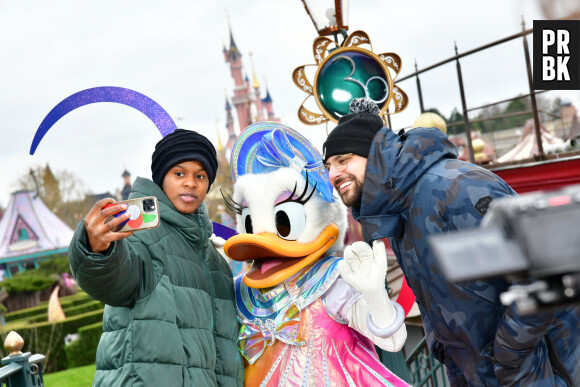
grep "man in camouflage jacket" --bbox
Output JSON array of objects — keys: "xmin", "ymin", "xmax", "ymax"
[{"xmin": 322, "ymin": 98, "xmax": 580, "ymax": 386}]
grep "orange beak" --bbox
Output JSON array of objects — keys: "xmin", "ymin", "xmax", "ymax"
[{"xmin": 224, "ymin": 223, "xmax": 339, "ymax": 288}]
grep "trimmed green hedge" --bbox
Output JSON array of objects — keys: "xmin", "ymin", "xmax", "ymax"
[
  {"xmin": 0, "ymin": 308, "xmax": 104, "ymax": 373},
  {"xmin": 64, "ymin": 321, "xmax": 103, "ymax": 369},
  {"xmin": 5, "ymin": 292, "xmax": 91, "ymax": 323},
  {"xmin": 23, "ymin": 300, "xmax": 104, "ymax": 324},
  {"xmin": 38, "ymin": 291, "xmax": 91, "ymax": 307}
]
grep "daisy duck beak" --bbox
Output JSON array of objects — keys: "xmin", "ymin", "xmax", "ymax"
[{"xmin": 224, "ymin": 223, "xmax": 339, "ymax": 289}]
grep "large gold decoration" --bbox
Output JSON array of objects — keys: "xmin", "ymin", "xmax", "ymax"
[{"xmin": 293, "ymin": 30, "xmax": 408, "ymax": 125}]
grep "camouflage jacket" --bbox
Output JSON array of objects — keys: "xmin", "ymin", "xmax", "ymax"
[{"xmin": 352, "ymin": 127, "xmax": 580, "ymax": 386}]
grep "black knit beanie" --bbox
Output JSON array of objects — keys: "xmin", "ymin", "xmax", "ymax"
[
  {"xmin": 151, "ymin": 129, "xmax": 218, "ymax": 191},
  {"xmin": 323, "ymin": 97, "xmax": 384, "ymax": 162}
]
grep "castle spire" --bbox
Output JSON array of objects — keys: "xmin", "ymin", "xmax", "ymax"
[
  {"xmin": 228, "ymin": 28, "xmax": 241, "ymax": 59},
  {"xmin": 250, "ymin": 52, "xmax": 260, "ymax": 89},
  {"xmin": 215, "ymin": 119, "xmax": 224, "ymax": 153},
  {"xmin": 262, "ymin": 84, "xmax": 273, "ymax": 103}
]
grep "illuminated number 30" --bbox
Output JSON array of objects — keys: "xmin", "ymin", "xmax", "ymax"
[{"xmin": 332, "ymin": 55, "xmax": 389, "ymax": 103}]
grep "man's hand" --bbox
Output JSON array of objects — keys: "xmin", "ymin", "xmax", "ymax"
[
  {"xmin": 85, "ymin": 198, "xmax": 134, "ymax": 254},
  {"xmin": 338, "ymin": 240, "xmax": 388, "ymax": 298}
]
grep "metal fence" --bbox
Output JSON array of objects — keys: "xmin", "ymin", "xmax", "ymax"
[
  {"xmin": 0, "ymin": 332, "xmax": 44, "ymax": 387},
  {"xmin": 391, "ymin": 19, "xmax": 549, "ymax": 164},
  {"xmin": 405, "ymin": 337, "xmax": 449, "ymax": 387}
]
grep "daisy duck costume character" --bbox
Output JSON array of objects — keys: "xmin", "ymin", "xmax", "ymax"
[{"xmin": 223, "ymin": 122, "xmax": 409, "ymax": 386}]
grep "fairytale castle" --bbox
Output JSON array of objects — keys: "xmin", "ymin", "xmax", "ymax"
[{"xmin": 223, "ymin": 28, "xmax": 280, "ymax": 155}]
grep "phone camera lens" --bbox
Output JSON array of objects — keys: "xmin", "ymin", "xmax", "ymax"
[{"xmin": 143, "ymin": 199, "xmax": 155, "ymax": 212}]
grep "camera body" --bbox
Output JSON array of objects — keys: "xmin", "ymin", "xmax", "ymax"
[
  {"xmin": 428, "ymin": 184, "xmax": 580, "ymax": 314},
  {"xmin": 105, "ymin": 196, "xmax": 160, "ymax": 232}
]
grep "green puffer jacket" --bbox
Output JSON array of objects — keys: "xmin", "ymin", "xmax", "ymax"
[{"xmin": 68, "ymin": 177, "xmax": 243, "ymax": 386}]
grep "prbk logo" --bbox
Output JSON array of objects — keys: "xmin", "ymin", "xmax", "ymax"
[{"xmin": 533, "ymin": 20, "xmax": 580, "ymax": 90}]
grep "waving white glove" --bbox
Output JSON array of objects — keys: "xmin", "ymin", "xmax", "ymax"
[
  {"xmin": 338, "ymin": 240, "xmax": 388, "ymax": 297},
  {"xmin": 209, "ymin": 233, "xmax": 226, "ymax": 247},
  {"xmin": 338, "ymin": 240, "xmax": 399, "ymax": 329},
  {"xmin": 209, "ymin": 233, "xmax": 228, "ymax": 261}
]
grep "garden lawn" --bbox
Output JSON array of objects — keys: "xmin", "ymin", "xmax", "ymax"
[{"xmin": 43, "ymin": 363, "xmax": 95, "ymax": 386}]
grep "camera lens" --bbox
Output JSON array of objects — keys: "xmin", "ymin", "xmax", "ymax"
[{"xmin": 143, "ymin": 199, "xmax": 155, "ymax": 212}]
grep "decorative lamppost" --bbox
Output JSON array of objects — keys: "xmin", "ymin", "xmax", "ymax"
[
  {"xmin": 300, "ymin": 0, "xmax": 349, "ymax": 42},
  {"xmin": 293, "ymin": 1, "xmax": 408, "ymax": 127}
]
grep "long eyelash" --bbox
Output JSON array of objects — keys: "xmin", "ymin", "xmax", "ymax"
[
  {"xmin": 220, "ymin": 189, "xmax": 244, "ymax": 215},
  {"xmin": 279, "ymin": 171, "xmax": 317, "ymax": 205}
]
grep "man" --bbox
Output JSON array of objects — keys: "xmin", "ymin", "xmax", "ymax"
[{"xmin": 322, "ymin": 97, "xmax": 580, "ymax": 386}]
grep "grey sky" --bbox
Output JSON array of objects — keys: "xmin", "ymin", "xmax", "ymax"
[{"xmin": 1, "ymin": 0, "xmax": 578, "ymax": 208}]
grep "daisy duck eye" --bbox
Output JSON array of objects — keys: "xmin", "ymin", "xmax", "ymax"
[
  {"xmin": 274, "ymin": 202, "xmax": 306, "ymax": 240},
  {"xmin": 241, "ymin": 208, "xmax": 253, "ymax": 234},
  {"xmin": 273, "ymin": 176, "xmax": 316, "ymax": 240}
]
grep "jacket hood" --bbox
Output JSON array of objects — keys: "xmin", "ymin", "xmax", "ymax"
[
  {"xmin": 353, "ymin": 127, "xmax": 457, "ymax": 238},
  {"xmin": 130, "ymin": 177, "xmax": 213, "ymax": 238}
]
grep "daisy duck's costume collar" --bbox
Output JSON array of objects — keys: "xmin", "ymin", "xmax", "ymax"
[{"xmin": 236, "ymin": 255, "xmax": 341, "ymax": 364}]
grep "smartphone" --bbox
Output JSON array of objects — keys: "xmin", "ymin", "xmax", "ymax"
[{"xmin": 104, "ymin": 196, "xmax": 160, "ymax": 232}]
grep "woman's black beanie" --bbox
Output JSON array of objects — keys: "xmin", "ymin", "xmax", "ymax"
[
  {"xmin": 151, "ymin": 129, "xmax": 218, "ymax": 191},
  {"xmin": 322, "ymin": 98, "xmax": 384, "ymax": 162}
]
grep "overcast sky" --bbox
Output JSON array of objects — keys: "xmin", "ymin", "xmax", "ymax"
[{"xmin": 1, "ymin": 0, "xmax": 579, "ymax": 208}]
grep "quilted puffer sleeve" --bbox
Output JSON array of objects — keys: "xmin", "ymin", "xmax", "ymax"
[{"xmin": 68, "ymin": 221, "xmax": 155, "ymax": 307}]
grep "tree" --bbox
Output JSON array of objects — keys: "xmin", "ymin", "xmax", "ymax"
[
  {"xmin": 17, "ymin": 164, "xmax": 92, "ymax": 228},
  {"xmin": 425, "ymin": 108, "xmax": 447, "ymax": 121},
  {"xmin": 447, "ymin": 108, "xmax": 465, "ymax": 135},
  {"xmin": 204, "ymin": 146, "xmax": 236, "ymax": 226}
]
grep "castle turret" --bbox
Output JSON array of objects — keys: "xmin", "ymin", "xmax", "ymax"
[
  {"xmin": 225, "ymin": 28, "xmax": 251, "ymax": 130},
  {"xmin": 224, "ymin": 25, "xmax": 280, "ymax": 135},
  {"xmin": 250, "ymin": 53, "xmax": 265, "ymax": 122},
  {"xmin": 225, "ymin": 96, "xmax": 237, "ymax": 154},
  {"xmin": 262, "ymin": 88, "xmax": 279, "ymax": 121}
]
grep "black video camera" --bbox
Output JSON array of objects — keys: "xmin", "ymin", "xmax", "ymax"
[{"xmin": 428, "ymin": 184, "xmax": 580, "ymax": 314}]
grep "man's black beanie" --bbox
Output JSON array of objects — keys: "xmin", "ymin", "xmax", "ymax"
[
  {"xmin": 151, "ymin": 129, "xmax": 218, "ymax": 191},
  {"xmin": 323, "ymin": 97, "xmax": 384, "ymax": 162}
]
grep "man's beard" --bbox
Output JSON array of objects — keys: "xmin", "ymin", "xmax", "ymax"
[{"xmin": 336, "ymin": 175, "xmax": 363, "ymax": 208}]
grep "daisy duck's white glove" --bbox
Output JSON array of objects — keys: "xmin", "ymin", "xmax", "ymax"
[
  {"xmin": 209, "ymin": 233, "xmax": 226, "ymax": 247},
  {"xmin": 209, "ymin": 233, "xmax": 228, "ymax": 260},
  {"xmin": 338, "ymin": 240, "xmax": 405, "ymax": 338}
]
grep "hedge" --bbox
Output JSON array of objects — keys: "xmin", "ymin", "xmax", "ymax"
[
  {"xmin": 38, "ymin": 291, "xmax": 91, "ymax": 307},
  {"xmin": 5, "ymin": 292, "xmax": 92, "ymax": 323},
  {"xmin": 64, "ymin": 321, "xmax": 103, "ymax": 369},
  {"xmin": 23, "ymin": 300, "xmax": 104, "ymax": 324},
  {"xmin": 0, "ymin": 308, "xmax": 104, "ymax": 373}
]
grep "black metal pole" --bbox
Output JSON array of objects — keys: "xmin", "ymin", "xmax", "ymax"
[
  {"xmin": 415, "ymin": 60, "xmax": 425, "ymax": 113},
  {"xmin": 386, "ymin": 106, "xmax": 393, "ymax": 129},
  {"xmin": 455, "ymin": 42, "xmax": 475, "ymax": 163},
  {"xmin": 522, "ymin": 18, "xmax": 545, "ymax": 158}
]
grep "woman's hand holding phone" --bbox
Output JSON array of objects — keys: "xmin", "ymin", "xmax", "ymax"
[{"xmin": 85, "ymin": 198, "xmax": 135, "ymax": 254}]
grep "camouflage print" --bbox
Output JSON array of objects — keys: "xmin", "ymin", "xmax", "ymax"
[{"xmin": 352, "ymin": 127, "xmax": 580, "ymax": 387}]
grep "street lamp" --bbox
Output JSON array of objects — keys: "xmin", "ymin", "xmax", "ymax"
[{"xmin": 300, "ymin": 0, "xmax": 349, "ymax": 38}]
